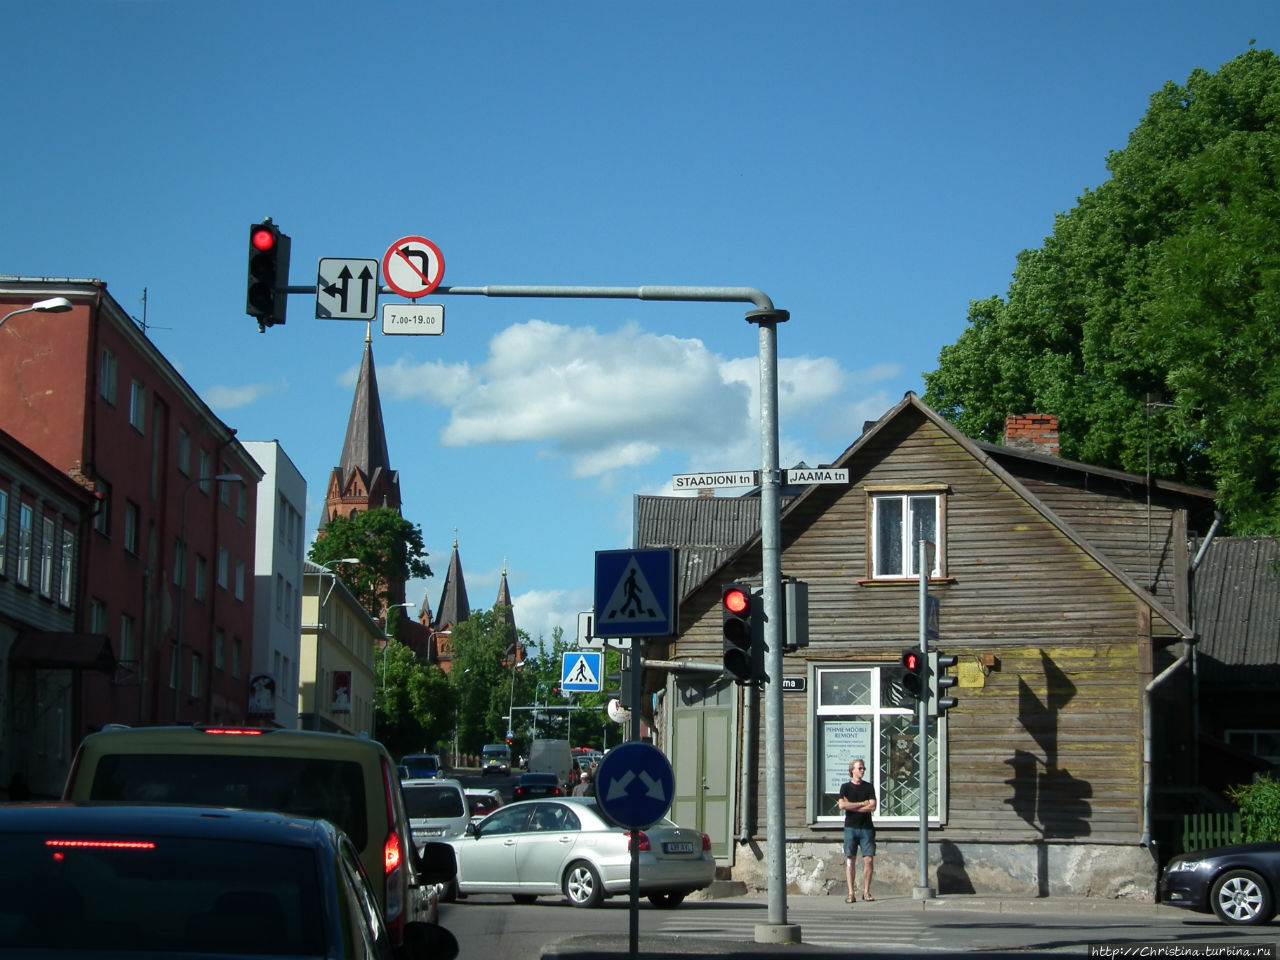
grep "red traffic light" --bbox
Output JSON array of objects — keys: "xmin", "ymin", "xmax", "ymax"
[
  {"xmin": 251, "ymin": 227, "xmax": 277, "ymax": 252},
  {"xmin": 902, "ymin": 649, "xmax": 922, "ymax": 673},
  {"xmin": 723, "ymin": 586, "xmax": 750, "ymax": 615}
]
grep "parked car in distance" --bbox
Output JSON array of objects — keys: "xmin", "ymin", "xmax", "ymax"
[
  {"xmin": 0, "ymin": 802, "xmax": 458, "ymax": 958},
  {"xmin": 448, "ymin": 797, "xmax": 713, "ymax": 908},
  {"xmin": 480, "ymin": 743, "xmax": 511, "ymax": 776},
  {"xmin": 465, "ymin": 787, "xmax": 505, "ymax": 823},
  {"xmin": 402, "ymin": 778, "xmax": 470, "ymax": 847},
  {"xmin": 1160, "ymin": 842, "xmax": 1280, "ymax": 925},
  {"xmin": 401, "ymin": 754, "xmax": 442, "ymax": 779},
  {"xmin": 513, "ymin": 772, "xmax": 563, "ymax": 802},
  {"xmin": 61, "ymin": 724, "xmax": 444, "ymax": 945}
]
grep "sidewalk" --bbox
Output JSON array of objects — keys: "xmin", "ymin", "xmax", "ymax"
[{"xmin": 537, "ymin": 890, "xmax": 1189, "ymax": 959}]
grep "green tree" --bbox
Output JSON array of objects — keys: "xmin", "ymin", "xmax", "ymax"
[
  {"xmin": 309, "ymin": 509, "xmax": 432, "ymax": 613},
  {"xmin": 1227, "ymin": 776, "xmax": 1280, "ymax": 843},
  {"xmin": 375, "ymin": 635, "xmax": 455, "ymax": 759},
  {"xmin": 923, "ymin": 47, "xmax": 1280, "ymax": 533},
  {"xmin": 450, "ymin": 607, "xmax": 531, "ymax": 755}
]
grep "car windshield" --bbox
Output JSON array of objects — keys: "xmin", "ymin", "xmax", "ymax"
[
  {"xmin": 88, "ymin": 753, "xmax": 368, "ymax": 849},
  {"xmin": 0, "ymin": 833, "xmax": 324, "ymax": 953},
  {"xmin": 404, "ymin": 786, "xmax": 465, "ymax": 818},
  {"xmin": 402, "ymin": 757, "xmax": 438, "ymax": 777}
]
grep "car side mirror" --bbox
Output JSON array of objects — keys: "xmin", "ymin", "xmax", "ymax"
[
  {"xmin": 416, "ymin": 841, "xmax": 457, "ymax": 885},
  {"xmin": 465, "ymin": 821, "xmax": 478, "ymax": 838}
]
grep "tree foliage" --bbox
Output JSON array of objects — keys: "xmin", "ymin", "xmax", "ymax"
[
  {"xmin": 308, "ymin": 508, "xmax": 432, "ymax": 613},
  {"xmin": 923, "ymin": 47, "xmax": 1280, "ymax": 533},
  {"xmin": 374, "ymin": 636, "xmax": 455, "ymax": 759},
  {"xmin": 1227, "ymin": 776, "xmax": 1280, "ymax": 843}
]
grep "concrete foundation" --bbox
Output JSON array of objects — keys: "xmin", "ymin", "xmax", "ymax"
[{"xmin": 727, "ymin": 838, "xmax": 1159, "ymax": 902}]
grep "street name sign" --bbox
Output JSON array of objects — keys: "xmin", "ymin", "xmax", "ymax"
[
  {"xmin": 784, "ymin": 467, "xmax": 848, "ymax": 484},
  {"xmin": 382, "ymin": 303, "xmax": 444, "ymax": 336},
  {"xmin": 383, "ymin": 236, "xmax": 445, "ymax": 299},
  {"xmin": 316, "ymin": 259, "xmax": 379, "ymax": 320},
  {"xmin": 672, "ymin": 471, "xmax": 756, "ymax": 490}
]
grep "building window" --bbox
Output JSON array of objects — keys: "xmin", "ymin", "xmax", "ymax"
[
  {"xmin": 275, "ymin": 574, "xmax": 284, "ymax": 617},
  {"xmin": 234, "ymin": 560, "xmax": 245, "ymax": 601},
  {"xmin": 178, "ymin": 427, "xmax": 190, "ymax": 477},
  {"xmin": 191, "ymin": 652, "xmax": 202, "ymax": 698},
  {"xmin": 99, "ymin": 348, "xmax": 117, "ymax": 405},
  {"xmin": 217, "ymin": 547, "xmax": 228, "ymax": 589},
  {"xmin": 129, "ymin": 379, "xmax": 146, "ymax": 432},
  {"xmin": 0, "ymin": 487, "xmax": 8, "ymax": 577},
  {"xmin": 123, "ymin": 501, "xmax": 140, "ymax": 556},
  {"xmin": 282, "ymin": 656, "xmax": 291, "ymax": 697},
  {"xmin": 869, "ymin": 490, "xmax": 943, "ymax": 579},
  {"xmin": 215, "ymin": 628, "xmax": 226, "ymax": 671},
  {"xmin": 811, "ymin": 663, "xmax": 943, "ymax": 823},
  {"xmin": 278, "ymin": 495, "xmax": 288, "ymax": 540},
  {"xmin": 232, "ymin": 637, "xmax": 242, "ymax": 679},
  {"xmin": 236, "ymin": 483, "xmax": 246, "ymax": 523},
  {"xmin": 198, "ymin": 450, "xmax": 211, "ymax": 494},
  {"xmin": 169, "ymin": 643, "xmax": 179, "ymax": 690},
  {"xmin": 194, "ymin": 555, "xmax": 208, "ymax": 603},
  {"xmin": 94, "ymin": 480, "xmax": 111, "ymax": 537},
  {"xmin": 119, "ymin": 613, "xmax": 137, "ymax": 663},
  {"xmin": 220, "ymin": 464, "xmax": 232, "ymax": 507},
  {"xmin": 60, "ymin": 526, "xmax": 74, "ymax": 605},
  {"xmin": 39, "ymin": 515, "xmax": 55, "ymax": 597},
  {"xmin": 1225, "ymin": 730, "xmax": 1280, "ymax": 766},
  {"xmin": 17, "ymin": 502, "xmax": 33, "ymax": 586},
  {"xmin": 90, "ymin": 598, "xmax": 107, "ymax": 634},
  {"xmin": 284, "ymin": 580, "xmax": 293, "ymax": 627}
]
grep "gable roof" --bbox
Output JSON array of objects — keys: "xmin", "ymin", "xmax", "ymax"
[
  {"xmin": 666, "ymin": 392, "xmax": 1202, "ymax": 639},
  {"xmin": 1192, "ymin": 537, "xmax": 1280, "ymax": 683}
]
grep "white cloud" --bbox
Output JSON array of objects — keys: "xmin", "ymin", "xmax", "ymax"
[
  {"xmin": 203, "ymin": 380, "xmax": 286, "ymax": 411},
  {"xmin": 512, "ymin": 586, "xmax": 593, "ymax": 648}
]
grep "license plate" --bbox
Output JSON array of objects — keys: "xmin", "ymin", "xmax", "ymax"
[
  {"xmin": 663, "ymin": 841, "xmax": 693, "ymax": 854},
  {"xmin": 422, "ymin": 828, "xmax": 444, "ymax": 837}
]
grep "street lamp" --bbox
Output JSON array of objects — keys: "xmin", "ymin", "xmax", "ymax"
[
  {"xmin": 381, "ymin": 601, "xmax": 414, "ymax": 690},
  {"xmin": 0, "ymin": 297, "xmax": 73, "ymax": 331},
  {"xmin": 318, "ymin": 558, "xmax": 360, "ymax": 608},
  {"xmin": 506, "ymin": 660, "xmax": 527, "ymax": 741},
  {"xmin": 174, "ymin": 473, "xmax": 244, "ymax": 722}
]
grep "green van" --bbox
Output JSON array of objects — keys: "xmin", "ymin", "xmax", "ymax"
[{"xmin": 62, "ymin": 725, "xmax": 451, "ymax": 948}]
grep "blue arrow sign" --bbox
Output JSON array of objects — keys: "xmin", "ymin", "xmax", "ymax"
[
  {"xmin": 594, "ymin": 741, "xmax": 675, "ymax": 829},
  {"xmin": 593, "ymin": 548, "xmax": 675, "ymax": 638}
]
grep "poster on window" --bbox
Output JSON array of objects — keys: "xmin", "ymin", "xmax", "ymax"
[
  {"xmin": 822, "ymin": 720, "xmax": 872, "ymax": 794},
  {"xmin": 247, "ymin": 674, "xmax": 276, "ymax": 720},
  {"xmin": 331, "ymin": 671, "xmax": 352, "ymax": 714}
]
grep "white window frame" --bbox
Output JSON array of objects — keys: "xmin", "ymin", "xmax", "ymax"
[
  {"xmin": 123, "ymin": 501, "xmax": 140, "ymax": 556},
  {"xmin": 60, "ymin": 525, "xmax": 74, "ymax": 605},
  {"xmin": 868, "ymin": 487, "xmax": 945, "ymax": 579},
  {"xmin": 119, "ymin": 613, "xmax": 137, "ymax": 663},
  {"xmin": 39, "ymin": 514, "xmax": 55, "ymax": 597},
  {"xmin": 99, "ymin": 348, "xmax": 117, "ymax": 405},
  {"xmin": 234, "ymin": 560, "xmax": 245, "ymax": 601},
  {"xmin": 90, "ymin": 598, "xmax": 107, "ymax": 634},
  {"xmin": 177, "ymin": 427, "xmax": 190, "ymax": 477},
  {"xmin": 190, "ymin": 652, "xmax": 202, "ymax": 698},
  {"xmin": 17, "ymin": 502, "xmax": 33, "ymax": 586},
  {"xmin": 810, "ymin": 662, "xmax": 946, "ymax": 824},
  {"xmin": 129, "ymin": 379, "xmax": 146, "ymax": 432}
]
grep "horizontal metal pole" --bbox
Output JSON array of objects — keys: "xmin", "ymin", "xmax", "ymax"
[{"xmin": 286, "ymin": 283, "xmax": 775, "ymax": 312}]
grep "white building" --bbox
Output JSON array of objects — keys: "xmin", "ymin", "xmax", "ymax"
[{"xmin": 242, "ymin": 441, "xmax": 306, "ymax": 729}]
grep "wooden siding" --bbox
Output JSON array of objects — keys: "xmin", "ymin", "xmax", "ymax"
[{"xmin": 669, "ymin": 408, "xmax": 1172, "ymax": 847}]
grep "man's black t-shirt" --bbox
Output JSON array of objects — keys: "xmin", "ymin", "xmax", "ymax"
[{"xmin": 840, "ymin": 779, "xmax": 876, "ymax": 829}]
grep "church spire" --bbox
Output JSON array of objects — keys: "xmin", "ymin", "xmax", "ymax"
[{"xmin": 433, "ymin": 537, "xmax": 470, "ymax": 631}]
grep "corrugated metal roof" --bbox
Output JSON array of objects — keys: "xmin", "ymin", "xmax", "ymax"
[
  {"xmin": 635, "ymin": 494, "xmax": 763, "ymax": 599},
  {"xmin": 1193, "ymin": 537, "xmax": 1280, "ymax": 683}
]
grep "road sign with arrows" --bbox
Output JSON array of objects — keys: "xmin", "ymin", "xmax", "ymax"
[{"xmin": 316, "ymin": 258, "xmax": 379, "ymax": 320}]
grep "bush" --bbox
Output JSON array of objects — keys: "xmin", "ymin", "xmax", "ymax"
[{"xmin": 1227, "ymin": 776, "xmax": 1280, "ymax": 842}]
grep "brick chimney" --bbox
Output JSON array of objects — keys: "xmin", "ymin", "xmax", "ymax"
[{"xmin": 1004, "ymin": 414, "xmax": 1059, "ymax": 457}]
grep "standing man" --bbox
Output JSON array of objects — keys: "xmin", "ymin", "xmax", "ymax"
[{"xmin": 838, "ymin": 758, "xmax": 877, "ymax": 902}]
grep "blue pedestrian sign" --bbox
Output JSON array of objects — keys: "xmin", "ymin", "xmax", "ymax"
[
  {"xmin": 561, "ymin": 651, "xmax": 603, "ymax": 693},
  {"xmin": 593, "ymin": 548, "xmax": 676, "ymax": 638},
  {"xmin": 594, "ymin": 741, "xmax": 675, "ymax": 829}
]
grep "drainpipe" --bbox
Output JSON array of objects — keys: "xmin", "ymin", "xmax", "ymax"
[{"xmin": 1142, "ymin": 510, "xmax": 1222, "ymax": 848}]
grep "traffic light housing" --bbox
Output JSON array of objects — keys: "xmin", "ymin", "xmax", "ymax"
[
  {"xmin": 930, "ymin": 651, "xmax": 958, "ymax": 715},
  {"xmin": 246, "ymin": 219, "xmax": 291, "ymax": 329},
  {"xmin": 900, "ymin": 648, "xmax": 924, "ymax": 705},
  {"xmin": 721, "ymin": 584, "xmax": 761, "ymax": 683}
]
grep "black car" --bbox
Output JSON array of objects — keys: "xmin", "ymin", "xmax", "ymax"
[
  {"xmin": 1159, "ymin": 841, "xmax": 1280, "ymax": 925},
  {"xmin": 0, "ymin": 802, "xmax": 459, "ymax": 957},
  {"xmin": 512, "ymin": 772, "xmax": 563, "ymax": 802}
]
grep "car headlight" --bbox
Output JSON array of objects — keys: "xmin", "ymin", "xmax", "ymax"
[{"xmin": 1166, "ymin": 859, "xmax": 1208, "ymax": 873}]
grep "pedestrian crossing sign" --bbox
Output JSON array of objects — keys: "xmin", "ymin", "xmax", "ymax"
[
  {"xmin": 593, "ymin": 548, "xmax": 676, "ymax": 638},
  {"xmin": 561, "ymin": 651, "xmax": 604, "ymax": 693}
]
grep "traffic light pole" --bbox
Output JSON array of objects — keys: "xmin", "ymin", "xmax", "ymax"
[
  {"xmin": 281, "ymin": 278, "xmax": 798, "ymax": 943},
  {"xmin": 916, "ymin": 540, "xmax": 935, "ymax": 899}
]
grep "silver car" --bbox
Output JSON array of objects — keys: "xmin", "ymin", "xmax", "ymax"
[
  {"xmin": 402, "ymin": 778, "xmax": 470, "ymax": 847},
  {"xmin": 447, "ymin": 797, "xmax": 714, "ymax": 908}
]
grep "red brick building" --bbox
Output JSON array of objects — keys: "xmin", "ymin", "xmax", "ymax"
[{"xmin": 0, "ymin": 278, "xmax": 263, "ymax": 738}]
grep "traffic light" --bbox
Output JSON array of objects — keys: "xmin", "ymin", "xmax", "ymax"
[
  {"xmin": 246, "ymin": 219, "xmax": 291, "ymax": 329},
  {"xmin": 721, "ymin": 584, "xmax": 757, "ymax": 682},
  {"xmin": 900, "ymin": 648, "xmax": 924, "ymax": 705},
  {"xmin": 930, "ymin": 651, "xmax": 958, "ymax": 715},
  {"xmin": 506, "ymin": 736, "xmax": 513, "ymax": 747}
]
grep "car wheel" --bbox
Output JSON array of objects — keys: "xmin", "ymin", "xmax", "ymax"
[
  {"xmin": 441, "ymin": 878, "xmax": 458, "ymax": 903},
  {"xmin": 647, "ymin": 892, "xmax": 686, "ymax": 909},
  {"xmin": 564, "ymin": 860, "xmax": 604, "ymax": 908},
  {"xmin": 1211, "ymin": 869, "xmax": 1274, "ymax": 925},
  {"xmin": 512, "ymin": 894, "xmax": 538, "ymax": 905}
]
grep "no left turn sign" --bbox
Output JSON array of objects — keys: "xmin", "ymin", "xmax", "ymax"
[{"xmin": 382, "ymin": 236, "xmax": 445, "ymax": 299}]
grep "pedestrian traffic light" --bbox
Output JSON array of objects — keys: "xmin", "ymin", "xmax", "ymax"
[
  {"xmin": 246, "ymin": 219, "xmax": 291, "ymax": 329},
  {"xmin": 900, "ymin": 648, "xmax": 924, "ymax": 705},
  {"xmin": 929, "ymin": 651, "xmax": 958, "ymax": 715},
  {"xmin": 721, "ymin": 584, "xmax": 757, "ymax": 683}
]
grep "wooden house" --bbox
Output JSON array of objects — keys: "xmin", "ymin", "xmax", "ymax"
[{"xmin": 638, "ymin": 393, "xmax": 1218, "ymax": 898}]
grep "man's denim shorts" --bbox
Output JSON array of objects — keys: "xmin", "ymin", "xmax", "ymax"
[{"xmin": 843, "ymin": 826, "xmax": 876, "ymax": 858}]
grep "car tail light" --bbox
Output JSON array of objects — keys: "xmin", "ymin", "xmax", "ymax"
[
  {"xmin": 380, "ymin": 757, "xmax": 406, "ymax": 945},
  {"xmin": 701, "ymin": 833, "xmax": 712, "ymax": 852},
  {"xmin": 625, "ymin": 831, "xmax": 650, "ymax": 852},
  {"xmin": 199, "ymin": 727, "xmax": 265, "ymax": 736},
  {"xmin": 552, "ymin": 787, "xmax": 562, "ymax": 796}
]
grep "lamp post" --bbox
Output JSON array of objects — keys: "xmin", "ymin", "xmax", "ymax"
[
  {"xmin": 174, "ymin": 473, "xmax": 244, "ymax": 722},
  {"xmin": 381, "ymin": 601, "xmax": 414, "ymax": 691},
  {"xmin": 506, "ymin": 660, "xmax": 526, "ymax": 741},
  {"xmin": 0, "ymin": 296, "xmax": 73, "ymax": 331}
]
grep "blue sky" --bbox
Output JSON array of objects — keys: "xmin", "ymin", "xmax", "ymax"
[{"xmin": 4, "ymin": 1, "xmax": 1276, "ymax": 647}]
